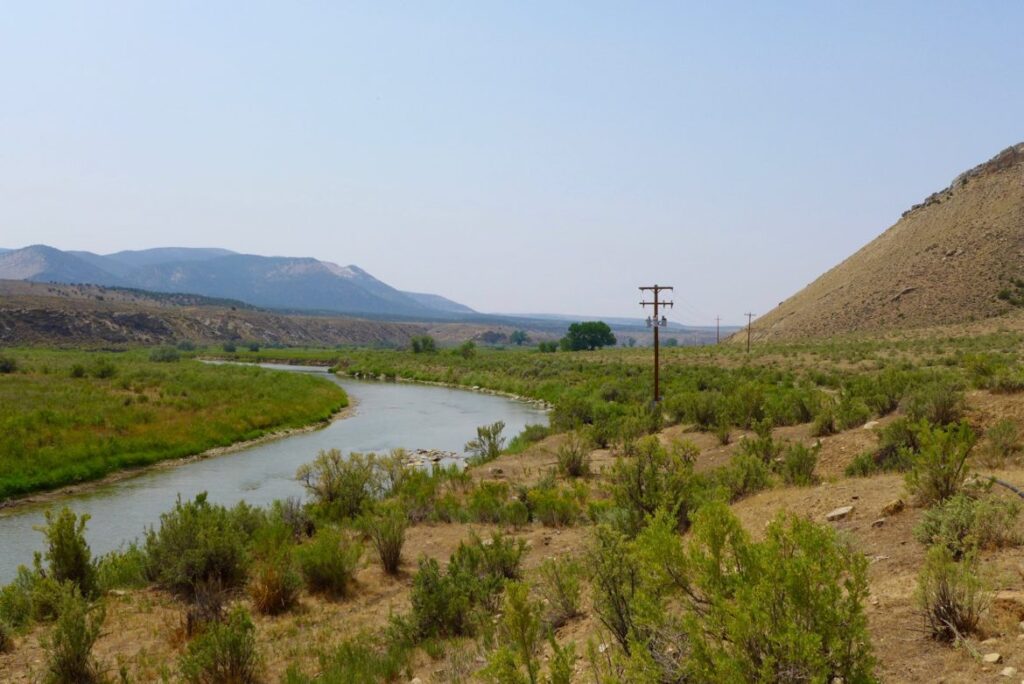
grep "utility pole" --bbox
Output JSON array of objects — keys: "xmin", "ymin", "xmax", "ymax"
[
  {"xmin": 640, "ymin": 285, "xmax": 673, "ymax": 404},
  {"xmin": 715, "ymin": 316, "xmax": 721, "ymax": 344},
  {"xmin": 744, "ymin": 312, "xmax": 755, "ymax": 353}
]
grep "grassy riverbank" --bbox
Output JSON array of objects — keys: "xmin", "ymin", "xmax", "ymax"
[{"xmin": 0, "ymin": 349, "xmax": 347, "ymax": 500}]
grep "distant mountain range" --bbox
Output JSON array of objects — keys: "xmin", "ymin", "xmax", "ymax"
[{"xmin": 0, "ymin": 245, "xmax": 475, "ymax": 319}]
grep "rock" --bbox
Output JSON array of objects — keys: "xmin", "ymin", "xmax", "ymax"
[
  {"xmin": 998, "ymin": 665, "xmax": 1016, "ymax": 677},
  {"xmin": 881, "ymin": 499, "xmax": 905, "ymax": 516},
  {"xmin": 490, "ymin": 467, "xmax": 504, "ymax": 476},
  {"xmin": 410, "ymin": 679, "xmax": 423, "ymax": 684},
  {"xmin": 871, "ymin": 518, "xmax": 886, "ymax": 528},
  {"xmin": 826, "ymin": 506, "xmax": 854, "ymax": 522},
  {"xmin": 983, "ymin": 652, "xmax": 1003, "ymax": 664},
  {"xmin": 1018, "ymin": 619, "xmax": 1024, "ymax": 633},
  {"xmin": 862, "ymin": 420, "xmax": 879, "ymax": 430},
  {"xmin": 982, "ymin": 638, "xmax": 998, "ymax": 645}
]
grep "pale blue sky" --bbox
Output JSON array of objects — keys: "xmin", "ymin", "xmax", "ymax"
[{"xmin": 1, "ymin": 2, "xmax": 1021, "ymax": 323}]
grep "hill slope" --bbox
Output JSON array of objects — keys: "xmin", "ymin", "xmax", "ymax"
[
  {"xmin": 0, "ymin": 246, "xmax": 474, "ymax": 319},
  {"xmin": 753, "ymin": 143, "xmax": 1024, "ymax": 341}
]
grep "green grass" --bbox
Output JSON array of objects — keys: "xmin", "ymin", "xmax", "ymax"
[{"xmin": 0, "ymin": 349, "xmax": 347, "ymax": 500}]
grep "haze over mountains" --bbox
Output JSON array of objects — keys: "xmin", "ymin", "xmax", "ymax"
[
  {"xmin": 753, "ymin": 142, "xmax": 1024, "ymax": 341},
  {"xmin": 0, "ymin": 245, "xmax": 474, "ymax": 319}
]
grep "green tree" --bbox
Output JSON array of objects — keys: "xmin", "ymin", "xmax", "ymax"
[
  {"xmin": 410, "ymin": 335, "xmax": 437, "ymax": 353},
  {"xmin": 510, "ymin": 330, "xmax": 531, "ymax": 346},
  {"xmin": 560, "ymin": 321, "xmax": 616, "ymax": 351}
]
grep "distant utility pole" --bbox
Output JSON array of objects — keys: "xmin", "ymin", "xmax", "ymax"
[
  {"xmin": 744, "ymin": 312, "xmax": 756, "ymax": 353},
  {"xmin": 640, "ymin": 284, "xmax": 673, "ymax": 404},
  {"xmin": 716, "ymin": 316, "xmax": 721, "ymax": 344}
]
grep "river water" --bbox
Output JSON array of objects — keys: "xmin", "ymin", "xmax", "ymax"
[{"xmin": 0, "ymin": 364, "xmax": 547, "ymax": 583}]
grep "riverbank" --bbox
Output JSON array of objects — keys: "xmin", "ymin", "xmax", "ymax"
[
  {"xmin": 0, "ymin": 349, "xmax": 349, "ymax": 502},
  {"xmin": 0, "ymin": 397, "xmax": 358, "ymax": 516}
]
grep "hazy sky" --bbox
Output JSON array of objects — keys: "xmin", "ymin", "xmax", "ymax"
[{"xmin": 1, "ymin": 2, "xmax": 1022, "ymax": 323}]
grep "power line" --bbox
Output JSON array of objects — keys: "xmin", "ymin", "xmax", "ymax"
[{"xmin": 640, "ymin": 285, "xmax": 673, "ymax": 404}]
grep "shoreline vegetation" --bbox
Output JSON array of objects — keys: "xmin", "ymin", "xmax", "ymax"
[{"xmin": 0, "ymin": 349, "xmax": 348, "ymax": 502}]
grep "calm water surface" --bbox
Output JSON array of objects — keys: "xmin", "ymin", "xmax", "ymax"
[{"xmin": 0, "ymin": 364, "xmax": 547, "ymax": 583}]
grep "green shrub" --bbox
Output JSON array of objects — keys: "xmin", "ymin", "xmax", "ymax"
[
  {"xmin": 465, "ymin": 421, "xmax": 506, "ymax": 465},
  {"xmin": 585, "ymin": 525, "xmax": 641, "ymax": 654},
  {"xmin": 407, "ymin": 557, "xmax": 473, "ymax": 640},
  {"xmin": 143, "ymin": 493, "xmax": 250, "ymax": 597},
  {"xmin": 981, "ymin": 418, "xmax": 1020, "ymax": 466},
  {"xmin": 284, "ymin": 635, "xmax": 411, "ymax": 683},
  {"xmin": 810, "ymin": 407, "xmax": 837, "ymax": 437},
  {"xmin": 90, "ymin": 359, "xmax": 116, "ymax": 379},
  {"xmin": 31, "ymin": 576, "xmax": 75, "ymax": 623},
  {"xmin": 69, "ymin": 363, "xmax": 86, "ymax": 378},
  {"xmin": 295, "ymin": 527, "xmax": 362, "ymax": 597},
  {"xmin": 248, "ymin": 546, "xmax": 301, "ymax": 615},
  {"xmin": 737, "ymin": 421, "xmax": 783, "ymax": 463},
  {"xmin": 677, "ymin": 504, "xmax": 875, "ymax": 682},
  {"xmin": 914, "ymin": 493, "xmax": 1021, "ymax": 559},
  {"xmin": 835, "ymin": 395, "xmax": 871, "ymax": 430},
  {"xmin": 96, "ymin": 543, "xmax": 149, "ymax": 591},
  {"xmin": 905, "ymin": 421, "xmax": 976, "ymax": 506},
  {"xmin": 845, "ymin": 418, "xmax": 919, "ymax": 477},
  {"xmin": 480, "ymin": 582, "xmax": 543, "ymax": 684},
  {"xmin": 0, "ymin": 355, "xmax": 17, "ymax": 374},
  {"xmin": 556, "ymin": 432, "xmax": 591, "ymax": 478},
  {"xmin": 527, "ymin": 482, "xmax": 583, "ymax": 527},
  {"xmin": 901, "ymin": 382, "xmax": 964, "ymax": 425},
  {"xmin": 534, "ymin": 557, "xmax": 582, "ymax": 629},
  {"xmin": 360, "ymin": 500, "xmax": 408, "ymax": 575},
  {"xmin": 148, "ymin": 346, "xmax": 181, "ymax": 362},
  {"xmin": 410, "ymin": 335, "xmax": 437, "ymax": 353},
  {"xmin": 296, "ymin": 449, "xmax": 382, "ymax": 520},
  {"xmin": 43, "ymin": 588, "xmax": 105, "ymax": 684},
  {"xmin": 779, "ymin": 442, "xmax": 819, "ymax": 486},
  {"xmin": 222, "ymin": 342, "xmax": 237, "ymax": 353},
  {"xmin": 611, "ymin": 437, "xmax": 698, "ymax": 533},
  {"xmin": 468, "ymin": 481, "xmax": 511, "ymax": 524},
  {"xmin": 0, "ymin": 567, "xmax": 36, "ymax": 628},
  {"xmin": 179, "ymin": 605, "xmax": 263, "ymax": 684},
  {"xmin": 400, "ymin": 532, "xmax": 528, "ymax": 641},
  {"xmin": 716, "ymin": 452, "xmax": 772, "ymax": 501},
  {"xmin": 34, "ymin": 507, "xmax": 98, "ymax": 599},
  {"xmin": 916, "ymin": 546, "xmax": 987, "ymax": 642},
  {"xmin": 506, "ymin": 423, "xmax": 551, "ymax": 454}
]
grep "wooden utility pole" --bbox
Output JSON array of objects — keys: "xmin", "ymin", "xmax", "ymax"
[
  {"xmin": 716, "ymin": 316, "xmax": 721, "ymax": 344},
  {"xmin": 744, "ymin": 312, "xmax": 755, "ymax": 353},
  {"xmin": 640, "ymin": 285, "xmax": 674, "ymax": 404}
]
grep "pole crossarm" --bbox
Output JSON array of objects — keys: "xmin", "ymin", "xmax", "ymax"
[{"xmin": 639, "ymin": 284, "xmax": 674, "ymax": 404}]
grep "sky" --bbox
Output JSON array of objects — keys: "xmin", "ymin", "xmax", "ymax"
[{"xmin": 1, "ymin": 2, "xmax": 1022, "ymax": 324}]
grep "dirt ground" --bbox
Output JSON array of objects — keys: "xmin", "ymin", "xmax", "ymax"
[{"xmin": 5, "ymin": 388, "xmax": 1024, "ymax": 682}]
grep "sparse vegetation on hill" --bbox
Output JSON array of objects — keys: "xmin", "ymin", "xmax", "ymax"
[{"xmin": 752, "ymin": 142, "xmax": 1024, "ymax": 341}]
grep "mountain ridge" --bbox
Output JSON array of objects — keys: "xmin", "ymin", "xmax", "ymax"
[{"xmin": 0, "ymin": 245, "xmax": 475, "ymax": 320}]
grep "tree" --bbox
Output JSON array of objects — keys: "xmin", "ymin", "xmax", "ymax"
[
  {"xmin": 510, "ymin": 330, "xmax": 531, "ymax": 346},
  {"xmin": 410, "ymin": 335, "xmax": 436, "ymax": 353},
  {"xmin": 559, "ymin": 321, "xmax": 616, "ymax": 351},
  {"xmin": 538, "ymin": 341, "xmax": 558, "ymax": 353}
]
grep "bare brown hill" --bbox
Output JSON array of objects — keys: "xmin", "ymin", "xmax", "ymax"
[
  {"xmin": 0, "ymin": 280, "xmax": 426, "ymax": 347},
  {"xmin": 752, "ymin": 143, "xmax": 1024, "ymax": 341}
]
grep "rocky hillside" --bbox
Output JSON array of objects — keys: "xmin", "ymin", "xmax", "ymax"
[{"xmin": 752, "ymin": 143, "xmax": 1024, "ymax": 341}]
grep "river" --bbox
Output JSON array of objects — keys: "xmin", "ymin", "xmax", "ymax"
[{"xmin": 0, "ymin": 364, "xmax": 547, "ymax": 583}]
